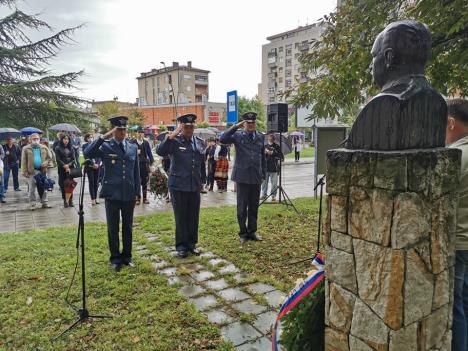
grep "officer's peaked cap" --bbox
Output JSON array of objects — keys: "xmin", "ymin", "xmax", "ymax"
[
  {"xmin": 108, "ymin": 115, "xmax": 128, "ymax": 129},
  {"xmin": 242, "ymin": 112, "xmax": 257, "ymax": 122},
  {"xmin": 177, "ymin": 114, "xmax": 197, "ymax": 125}
]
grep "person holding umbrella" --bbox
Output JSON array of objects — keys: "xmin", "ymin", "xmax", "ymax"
[
  {"xmin": 292, "ymin": 134, "xmax": 303, "ymax": 162},
  {"xmin": 2, "ymin": 137, "xmax": 22, "ymax": 192}
]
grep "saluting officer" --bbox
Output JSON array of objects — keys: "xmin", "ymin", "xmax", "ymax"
[
  {"xmin": 156, "ymin": 114, "xmax": 206, "ymax": 258},
  {"xmin": 220, "ymin": 112, "xmax": 266, "ymax": 243},
  {"xmin": 84, "ymin": 116, "xmax": 140, "ymax": 271}
]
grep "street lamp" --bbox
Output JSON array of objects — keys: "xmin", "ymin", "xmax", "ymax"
[{"xmin": 160, "ymin": 61, "xmax": 179, "ymax": 122}]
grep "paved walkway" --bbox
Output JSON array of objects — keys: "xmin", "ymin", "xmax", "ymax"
[
  {"xmin": 135, "ymin": 231, "xmax": 287, "ymax": 350},
  {"xmin": 0, "ymin": 159, "xmax": 314, "ymax": 233}
]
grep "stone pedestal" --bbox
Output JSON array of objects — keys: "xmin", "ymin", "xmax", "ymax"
[{"xmin": 324, "ymin": 148, "xmax": 461, "ymax": 351}]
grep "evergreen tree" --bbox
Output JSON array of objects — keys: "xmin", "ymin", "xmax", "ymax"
[{"xmin": 0, "ymin": 0, "xmax": 87, "ymax": 129}]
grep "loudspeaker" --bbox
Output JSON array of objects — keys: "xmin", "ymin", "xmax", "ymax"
[{"xmin": 267, "ymin": 103, "xmax": 288, "ymax": 133}]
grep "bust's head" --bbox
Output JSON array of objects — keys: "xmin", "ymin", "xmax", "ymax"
[{"xmin": 371, "ymin": 20, "xmax": 431, "ymax": 88}]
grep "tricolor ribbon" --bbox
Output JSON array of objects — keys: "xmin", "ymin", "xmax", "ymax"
[{"xmin": 272, "ymin": 253, "xmax": 325, "ymax": 351}]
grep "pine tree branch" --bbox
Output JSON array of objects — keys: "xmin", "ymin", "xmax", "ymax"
[{"xmin": 0, "ymin": 10, "xmax": 50, "ymax": 46}]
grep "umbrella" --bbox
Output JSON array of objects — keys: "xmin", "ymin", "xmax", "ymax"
[
  {"xmin": 129, "ymin": 125, "xmax": 141, "ymax": 131},
  {"xmin": 265, "ymin": 133, "xmax": 293, "ymax": 155},
  {"xmin": 49, "ymin": 123, "xmax": 81, "ymax": 133},
  {"xmin": 290, "ymin": 131, "xmax": 304, "ymax": 137},
  {"xmin": 146, "ymin": 125, "xmax": 160, "ymax": 131},
  {"xmin": 193, "ymin": 128, "xmax": 216, "ymax": 140},
  {"xmin": 21, "ymin": 127, "xmax": 43, "ymax": 135},
  {"xmin": 0, "ymin": 128, "xmax": 21, "ymax": 140}
]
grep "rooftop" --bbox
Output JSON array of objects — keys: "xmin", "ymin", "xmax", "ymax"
[
  {"xmin": 137, "ymin": 61, "xmax": 210, "ymax": 79},
  {"xmin": 266, "ymin": 22, "xmax": 323, "ymax": 41}
]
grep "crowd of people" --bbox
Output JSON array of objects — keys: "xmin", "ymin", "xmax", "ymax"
[{"xmin": 0, "ymin": 123, "xmax": 290, "ymax": 209}]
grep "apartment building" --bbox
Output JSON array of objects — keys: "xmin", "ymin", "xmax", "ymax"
[
  {"xmin": 258, "ymin": 23, "xmax": 325, "ymax": 106},
  {"xmin": 137, "ymin": 61, "xmax": 210, "ymax": 107}
]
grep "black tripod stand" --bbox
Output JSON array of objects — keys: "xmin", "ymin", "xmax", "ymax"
[
  {"xmin": 53, "ymin": 162, "xmax": 111, "ymax": 340},
  {"xmin": 260, "ymin": 132, "xmax": 299, "ymax": 214}
]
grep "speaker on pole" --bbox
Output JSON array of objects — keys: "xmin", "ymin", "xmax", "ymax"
[{"xmin": 267, "ymin": 103, "xmax": 288, "ymax": 133}]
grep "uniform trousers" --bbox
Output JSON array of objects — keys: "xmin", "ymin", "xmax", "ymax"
[
  {"xmin": 105, "ymin": 199, "xmax": 134, "ymax": 264},
  {"xmin": 236, "ymin": 183, "xmax": 261, "ymax": 238},
  {"xmin": 85, "ymin": 166, "xmax": 100, "ymax": 200},
  {"xmin": 170, "ymin": 189, "xmax": 200, "ymax": 252}
]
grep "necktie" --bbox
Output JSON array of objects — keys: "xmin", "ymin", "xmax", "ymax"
[
  {"xmin": 249, "ymin": 133, "xmax": 254, "ymax": 142},
  {"xmin": 119, "ymin": 142, "xmax": 125, "ymax": 154}
]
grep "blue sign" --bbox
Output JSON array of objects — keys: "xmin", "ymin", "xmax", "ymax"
[{"xmin": 226, "ymin": 90, "xmax": 238, "ymax": 124}]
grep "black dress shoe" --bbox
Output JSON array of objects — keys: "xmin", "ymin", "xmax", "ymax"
[
  {"xmin": 110, "ymin": 263, "xmax": 122, "ymax": 272},
  {"xmin": 239, "ymin": 236, "xmax": 248, "ymax": 244},
  {"xmin": 250, "ymin": 234, "xmax": 263, "ymax": 241},
  {"xmin": 190, "ymin": 248, "xmax": 201, "ymax": 256},
  {"xmin": 177, "ymin": 250, "xmax": 188, "ymax": 259}
]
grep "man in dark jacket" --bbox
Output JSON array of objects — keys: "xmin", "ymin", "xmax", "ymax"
[
  {"xmin": 261, "ymin": 134, "xmax": 283, "ymax": 202},
  {"xmin": 132, "ymin": 128, "xmax": 154, "ymax": 204},
  {"xmin": 84, "ymin": 116, "xmax": 140, "ymax": 272},
  {"xmin": 220, "ymin": 112, "xmax": 266, "ymax": 243},
  {"xmin": 2, "ymin": 137, "xmax": 22, "ymax": 192},
  {"xmin": 156, "ymin": 114, "xmax": 206, "ymax": 258}
]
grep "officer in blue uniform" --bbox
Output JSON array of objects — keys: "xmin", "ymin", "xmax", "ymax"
[
  {"xmin": 220, "ymin": 112, "xmax": 266, "ymax": 243},
  {"xmin": 156, "ymin": 114, "xmax": 206, "ymax": 258},
  {"xmin": 84, "ymin": 116, "xmax": 140, "ymax": 271}
]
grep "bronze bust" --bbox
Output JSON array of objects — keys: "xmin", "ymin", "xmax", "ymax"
[{"xmin": 346, "ymin": 20, "xmax": 447, "ymax": 150}]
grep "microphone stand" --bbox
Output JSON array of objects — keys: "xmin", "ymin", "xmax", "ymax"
[{"xmin": 53, "ymin": 162, "xmax": 111, "ymax": 340}]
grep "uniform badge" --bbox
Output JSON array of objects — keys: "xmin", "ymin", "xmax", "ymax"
[{"xmin": 111, "ymin": 160, "xmax": 116, "ymax": 164}]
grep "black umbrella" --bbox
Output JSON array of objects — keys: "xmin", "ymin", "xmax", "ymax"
[
  {"xmin": 49, "ymin": 123, "xmax": 81, "ymax": 133},
  {"xmin": 0, "ymin": 128, "xmax": 21, "ymax": 140},
  {"xmin": 265, "ymin": 133, "xmax": 293, "ymax": 155},
  {"xmin": 156, "ymin": 131, "xmax": 169, "ymax": 141}
]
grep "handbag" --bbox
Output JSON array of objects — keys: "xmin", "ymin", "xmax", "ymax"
[{"xmin": 68, "ymin": 167, "xmax": 83, "ymax": 179}]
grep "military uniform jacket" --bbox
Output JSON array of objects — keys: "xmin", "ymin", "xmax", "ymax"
[
  {"xmin": 84, "ymin": 137, "xmax": 140, "ymax": 201},
  {"xmin": 220, "ymin": 126, "xmax": 266, "ymax": 184},
  {"xmin": 156, "ymin": 135, "xmax": 206, "ymax": 192}
]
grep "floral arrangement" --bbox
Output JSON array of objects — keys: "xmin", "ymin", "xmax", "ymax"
[{"xmin": 149, "ymin": 167, "xmax": 168, "ymax": 197}]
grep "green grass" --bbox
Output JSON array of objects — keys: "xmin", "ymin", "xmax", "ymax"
[
  {"xmin": 285, "ymin": 146, "xmax": 315, "ymax": 159},
  {"xmin": 0, "ymin": 224, "xmax": 231, "ymax": 351},
  {"xmin": 0, "ymin": 198, "xmax": 321, "ymax": 350}
]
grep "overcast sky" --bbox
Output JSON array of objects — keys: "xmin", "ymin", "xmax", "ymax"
[{"xmin": 4, "ymin": 0, "xmax": 338, "ymax": 103}]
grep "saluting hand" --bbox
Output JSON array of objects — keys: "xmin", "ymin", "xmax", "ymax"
[
  {"xmin": 235, "ymin": 120, "xmax": 246, "ymax": 128},
  {"xmin": 169, "ymin": 124, "xmax": 183, "ymax": 140},
  {"xmin": 103, "ymin": 127, "xmax": 117, "ymax": 140}
]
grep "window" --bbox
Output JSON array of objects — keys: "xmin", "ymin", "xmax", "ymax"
[
  {"xmin": 184, "ymin": 74, "xmax": 191, "ymax": 80},
  {"xmin": 279, "ymin": 56, "xmax": 284, "ymax": 63},
  {"xmin": 157, "ymin": 77, "xmax": 160, "ymax": 88},
  {"xmin": 286, "ymin": 48, "xmax": 292, "ymax": 57},
  {"xmin": 285, "ymin": 59, "xmax": 292, "ymax": 67},
  {"xmin": 285, "ymin": 79, "xmax": 291, "ymax": 88},
  {"xmin": 294, "ymin": 64, "xmax": 299, "ymax": 70},
  {"xmin": 279, "ymin": 77, "xmax": 283, "ymax": 83},
  {"xmin": 285, "ymin": 70, "xmax": 292, "ymax": 78},
  {"xmin": 295, "ymin": 53, "xmax": 300, "ymax": 59},
  {"xmin": 268, "ymin": 87, "xmax": 276, "ymax": 93},
  {"xmin": 295, "ymin": 42, "xmax": 299, "ymax": 49},
  {"xmin": 278, "ymin": 46, "xmax": 283, "ymax": 53},
  {"xmin": 279, "ymin": 67, "xmax": 283, "ymax": 73},
  {"xmin": 195, "ymin": 74, "xmax": 208, "ymax": 82},
  {"xmin": 269, "ymin": 97, "xmax": 275, "ymax": 103}
]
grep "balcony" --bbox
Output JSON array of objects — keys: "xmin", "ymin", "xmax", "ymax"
[{"xmin": 298, "ymin": 43, "xmax": 310, "ymax": 51}]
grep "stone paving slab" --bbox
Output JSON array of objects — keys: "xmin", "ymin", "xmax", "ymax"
[
  {"xmin": 178, "ymin": 285, "xmax": 206, "ymax": 298},
  {"xmin": 204, "ymin": 278, "xmax": 229, "ymax": 291},
  {"xmin": 221, "ymin": 322, "xmax": 263, "ymax": 347},
  {"xmin": 204, "ymin": 309, "xmax": 235, "ymax": 325},
  {"xmin": 219, "ymin": 264, "xmax": 240, "ymax": 274},
  {"xmin": 189, "ymin": 295, "xmax": 218, "ymax": 311},
  {"xmin": 247, "ymin": 283, "xmax": 277, "ymax": 295},
  {"xmin": 236, "ymin": 337, "xmax": 273, "ymax": 351},
  {"xmin": 232, "ymin": 299, "xmax": 268, "ymax": 315},
  {"xmin": 218, "ymin": 288, "xmax": 250, "ymax": 302},
  {"xmin": 264, "ymin": 290, "xmax": 286, "ymax": 309},
  {"xmin": 253, "ymin": 311, "xmax": 277, "ymax": 335},
  {"xmin": 192, "ymin": 270, "xmax": 216, "ymax": 282}
]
